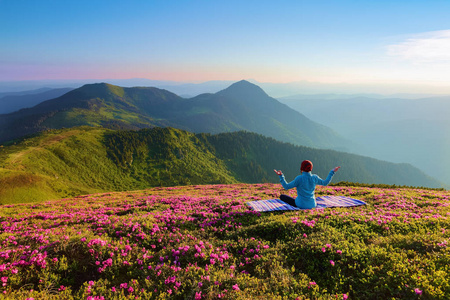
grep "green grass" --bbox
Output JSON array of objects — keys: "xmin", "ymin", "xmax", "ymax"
[
  {"xmin": 0, "ymin": 169, "xmax": 59, "ymax": 203},
  {"xmin": 0, "ymin": 127, "xmax": 236, "ymax": 204},
  {"xmin": 41, "ymin": 105, "xmax": 155, "ymax": 129}
]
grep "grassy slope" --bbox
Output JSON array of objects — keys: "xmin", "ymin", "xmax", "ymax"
[
  {"xmin": 0, "ymin": 127, "xmax": 236, "ymax": 204},
  {"xmin": 40, "ymin": 100, "xmax": 158, "ymax": 130},
  {"xmin": 0, "ymin": 127, "xmax": 128, "ymax": 203}
]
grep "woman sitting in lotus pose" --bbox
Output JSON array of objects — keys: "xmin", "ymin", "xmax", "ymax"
[{"xmin": 274, "ymin": 160, "xmax": 340, "ymax": 209}]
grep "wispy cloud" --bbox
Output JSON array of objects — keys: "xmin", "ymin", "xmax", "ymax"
[{"xmin": 387, "ymin": 30, "xmax": 450, "ymax": 63}]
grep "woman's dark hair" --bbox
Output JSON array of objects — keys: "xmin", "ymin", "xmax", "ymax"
[{"xmin": 300, "ymin": 160, "xmax": 313, "ymax": 172}]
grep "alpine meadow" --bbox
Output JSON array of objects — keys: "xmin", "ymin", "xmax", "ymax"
[{"xmin": 2, "ymin": 1, "xmax": 450, "ymax": 299}]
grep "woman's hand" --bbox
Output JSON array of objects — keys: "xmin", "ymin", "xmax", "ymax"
[
  {"xmin": 333, "ymin": 166, "xmax": 341, "ymax": 172},
  {"xmin": 274, "ymin": 169, "xmax": 283, "ymax": 176}
]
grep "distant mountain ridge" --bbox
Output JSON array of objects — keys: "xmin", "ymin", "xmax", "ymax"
[
  {"xmin": 0, "ymin": 87, "xmax": 74, "ymax": 114},
  {"xmin": 278, "ymin": 95, "xmax": 450, "ymax": 186},
  {"xmin": 0, "ymin": 80, "xmax": 350, "ymax": 151},
  {"xmin": 0, "ymin": 87, "xmax": 54, "ymax": 98}
]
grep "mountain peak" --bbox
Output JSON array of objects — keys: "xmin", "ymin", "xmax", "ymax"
[
  {"xmin": 217, "ymin": 80, "xmax": 268, "ymax": 98},
  {"xmin": 73, "ymin": 83, "xmax": 125, "ymax": 98}
]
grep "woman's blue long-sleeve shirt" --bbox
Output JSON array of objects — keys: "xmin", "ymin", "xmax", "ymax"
[{"xmin": 279, "ymin": 170, "xmax": 335, "ymax": 209}]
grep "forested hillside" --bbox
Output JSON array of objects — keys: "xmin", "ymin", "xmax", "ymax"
[{"xmin": 203, "ymin": 131, "xmax": 442, "ymax": 188}]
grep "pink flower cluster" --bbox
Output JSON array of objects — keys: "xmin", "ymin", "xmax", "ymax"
[{"xmin": 0, "ymin": 183, "xmax": 448, "ymax": 298}]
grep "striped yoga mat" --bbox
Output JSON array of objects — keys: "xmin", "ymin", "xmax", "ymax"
[{"xmin": 247, "ymin": 196, "xmax": 367, "ymax": 212}]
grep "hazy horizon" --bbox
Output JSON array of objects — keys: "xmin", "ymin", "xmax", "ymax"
[
  {"xmin": 3, "ymin": 1, "xmax": 450, "ymax": 95},
  {"xmin": 3, "ymin": 78, "xmax": 450, "ymax": 98}
]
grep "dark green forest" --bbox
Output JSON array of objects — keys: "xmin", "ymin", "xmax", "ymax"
[
  {"xmin": 103, "ymin": 127, "xmax": 235, "ymax": 187},
  {"xmin": 101, "ymin": 127, "xmax": 442, "ymax": 188},
  {"xmin": 201, "ymin": 131, "xmax": 442, "ymax": 188}
]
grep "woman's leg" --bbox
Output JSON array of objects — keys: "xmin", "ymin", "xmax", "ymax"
[{"xmin": 280, "ymin": 194, "xmax": 297, "ymax": 207}]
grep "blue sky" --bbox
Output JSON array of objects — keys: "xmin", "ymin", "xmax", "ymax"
[{"xmin": 2, "ymin": 0, "xmax": 450, "ymax": 92}]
